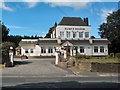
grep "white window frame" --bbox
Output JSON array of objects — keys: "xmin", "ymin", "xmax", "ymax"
[
  {"xmin": 79, "ymin": 32, "xmax": 83, "ymax": 38},
  {"xmin": 80, "ymin": 46, "xmax": 84, "ymax": 53},
  {"xmin": 73, "ymin": 32, "xmax": 77, "ymax": 38},
  {"xmin": 25, "ymin": 49, "xmax": 29, "ymax": 53},
  {"xmin": 48, "ymin": 47, "xmax": 53, "ymax": 53},
  {"xmin": 100, "ymin": 46, "xmax": 104, "ymax": 53},
  {"xmin": 94, "ymin": 46, "xmax": 98, "ymax": 53},
  {"xmin": 66, "ymin": 31, "xmax": 70, "ymax": 38},
  {"xmin": 85, "ymin": 32, "xmax": 89, "ymax": 38},
  {"xmin": 41, "ymin": 47, "xmax": 46, "ymax": 53},
  {"xmin": 60, "ymin": 31, "xmax": 64, "ymax": 38}
]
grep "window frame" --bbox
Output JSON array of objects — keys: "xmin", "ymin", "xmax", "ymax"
[
  {"xmin": 100, "ymin": 46, "xmax": 104, "ymax": 53},
  {"xmin": 79, "ymin": 32, "xmax": 83, "ymax": 38},
  {"xmin": 30, "ymin": 49, "xmax": 34, "ymax": 53},
  {"xmin": 80, "ymin": 46, "xmax": 84, "ymax": 53},
  {"xmin": 60, "ymin": 31, "xmax": 64, "ymax": 38},
  {"xmin": 85, "ymin": 32, "xmax": 89, "ymax": 38},
  {"xmin": 48, "ymin": 47, "xmax": 53, "ymax": 53},
  {"xmin": 66, "ymin": 31, "xmax": 71, "ymax": 38},
  {"xmin": 41, "ymin": 47, "xmax": 46, "ymax": 53},
  {"xmin": 73, "ymin": 32, "xmax": 77, "ymax": 38},
  {"xmin": 94, "ymin": 46, "xmax": 98, "ymax": 53},
  {"xmin": 25, "ymin": 49, "xmax": 29, "ymax": 53}
]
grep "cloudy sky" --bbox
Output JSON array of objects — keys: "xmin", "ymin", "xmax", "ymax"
[{"xmin": 0, "ymin": 1, "xmax": 119, "ymax": 37}]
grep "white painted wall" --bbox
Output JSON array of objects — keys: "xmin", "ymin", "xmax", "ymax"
[{"xmin": 55, "ymin": 25, "xmax": 91, "ymax": 39}]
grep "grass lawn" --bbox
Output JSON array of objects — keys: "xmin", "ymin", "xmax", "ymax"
[{"xmin": 77, "ymin": 58, "xmax": 120, "ymax": 63}]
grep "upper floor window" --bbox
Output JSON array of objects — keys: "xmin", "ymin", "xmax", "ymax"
[
  {"xmin": 80, "ymin": 46, "xmax": 84, "ymax": 53},
  {"xmin": 79, "ymin": 32, "xmax": 83, "ymax": 38},
  {"xmin": 30, "ymin": 49, "xmax": 33, "ymax": 53},
  {"xmin": 94, "ymin": 46, "xmax": 98, "ymax": 53},
  {"xmin": 60, "ymin": 31, "xmax": 64, "ymax": 38},
  {"xmin": 48, "ymin": 47, "xmax": 53, "ymax": 53},
  {"xmin": 73, "ymin": 32, "xmax": 77, "ymax": 38},
  {"xmin": 66, "ymin": 31, "xmax": 70, "ymax": 38},
  {"xmin": 41, "ymin": 47, "xmax": 46, "ymax": 53},
  {"xmin": 85, "ymin": 32, "xmax": 89, "ymax": 38},
  {"xmin": 100, "ymin": 46, "xmax": 104, "ymax": 53},
  {"xmin": 25, "ymin": 49, "xmax": 28, "ymax": 53}
]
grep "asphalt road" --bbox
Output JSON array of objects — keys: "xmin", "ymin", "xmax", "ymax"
[{"xmin": 1, "ymin": 58, "xmax": 120, "ymax": 89}]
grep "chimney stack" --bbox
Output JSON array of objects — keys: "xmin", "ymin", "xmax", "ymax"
[{"xmin": 84, "ymin": 18, "xmax": 88, "ymax": 26}]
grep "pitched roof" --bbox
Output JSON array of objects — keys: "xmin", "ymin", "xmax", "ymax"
[
  {"xmin": 38, "ymin": 40, "xmax": 57, "ymax": 43},
  {"xmin": 58, "ymin": 17, "xmax": 88, "ymax": 26}
]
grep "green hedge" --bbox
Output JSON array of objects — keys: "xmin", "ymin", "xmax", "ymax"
[
  {"xmin": 73, "ymin": 55, "xmax": 92, "ymax": 59},
  {"xmin": 115, "ymin": 53, "xmax": 120, "ymax": 58},
  {"xmin": 110, "ymin": 53, "xmax": 115, "ymax": 58}
]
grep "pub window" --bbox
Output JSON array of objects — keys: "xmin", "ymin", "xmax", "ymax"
[
  {"xmin": 30, "ymin": 49, "xmax": 33, "ymax": 53},
  {"xmin": 73, "ymin": 32, "xmax": 76, "ymax": 38},
  {"xmin": 80, "ymin": 47, "xmax": 84, "ymax": 53},
  {"xmin": 41, "ymin": 47, "xmax": 46, "ymax": 53},
  {"xmin": 85, "ymin": 32, "xmax": 89, "ymax": 38},
  {"xmin": 48, "ymin": 47, "xmax": 53, "ymax": 53},
  {"xmin": 25, "ymin": 49, "xmax": 28, "ymax": 53},
  {"xmin": 79, "ymin": 32, "xmax": 83, "ymax": 38},
  {"xmin": 100, "ymin": 46, "xmax": 104, "ymax": 53},
  {"xmin": 94, "ymin": 46, "xmax": 98, "ymax": 53},
  {"xmin": 60, "ymin": 31, "xmax": 64, "ymax": 38},
  {"xmin": 66, "ymin": 31, "xmax": 70, "ymax": 38}
]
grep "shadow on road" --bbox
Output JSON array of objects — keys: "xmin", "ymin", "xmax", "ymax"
[
  {"xmin": 14, "ymin": 61, "xmax": 31, "ymax": 66},
  {"xmin": 2, "ymin": 81, "xmax": 119, "ymax": 90}
]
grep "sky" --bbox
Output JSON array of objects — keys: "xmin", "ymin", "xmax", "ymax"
[{"xmin": 0, "ymin": 1, "xmax": 119, "ymax": 38}]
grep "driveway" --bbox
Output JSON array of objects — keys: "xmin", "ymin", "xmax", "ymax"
[{"xmin": 2, "ymin": 58, "xmax": 73, "ymax": 77}]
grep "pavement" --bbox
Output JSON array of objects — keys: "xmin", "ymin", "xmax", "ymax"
[{"xmin": 1, "ymin": 58, "xmax": 120, "ymax": 89}]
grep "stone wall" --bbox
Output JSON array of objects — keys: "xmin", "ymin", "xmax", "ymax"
[{"xmin": 76, "ymin": 62, "xmax": 120, "ymax": 72}]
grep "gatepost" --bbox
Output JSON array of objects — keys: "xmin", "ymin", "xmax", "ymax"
[
  {"xmin": 9, "ymin": 46, "xmax": 14, "ymax": 66},
  {"xmin": 55, "ymin": 51, "xmax": 60, "ymax": 65}
]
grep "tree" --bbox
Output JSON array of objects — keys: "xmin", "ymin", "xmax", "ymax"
[
  {"xmin": 45, "ymin": 22, "xmax": 57, "ymax": 38},
  {"xmin": 98, "ymin": 9, "xmax": 120, "ymax": 53},
  {"xmin": 91, "ymin": 36, "xmax": 95, "ymax": 39},
  {"xmin": 1, "ymin": 22, "xmax": 9, "ymax": 42}
]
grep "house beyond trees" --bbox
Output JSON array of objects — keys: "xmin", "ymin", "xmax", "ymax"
[{"xmin": 17, "ymin": 17, "xmax": 110, "ymax": 57}]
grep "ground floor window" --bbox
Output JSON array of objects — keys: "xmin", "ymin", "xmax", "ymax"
[
  {"xmin": 100, "ymin": 46, "xmax": 104, "ymax": 53},
  {"xmin": 48, "ymin": 47, "xmax": 53, "ymax": 53},
  {"xmin": 30, "ymin": 49, "xmax": 33, "ymax": 53},
  {"xmin": 94, "ymin": 46, "xmax": 98, "ymax": 53},
  {"xmin": 25, "ymin": 49, "xmax": 28, "ymax": 53},
  {"xmin": 41, "ymin": 47, "xmax": 46, "ymax": 53},
  {"xmin": 80, "ymin": 47, "xmax": 84, "ymax": 53}
]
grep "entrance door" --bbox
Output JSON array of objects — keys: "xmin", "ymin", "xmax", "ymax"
[{"xmin": 66, "ymin": 47, "xmax": 71, "ymax": 56}]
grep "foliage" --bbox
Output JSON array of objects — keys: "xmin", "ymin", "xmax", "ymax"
[
  {"xmin": 74, "ymin": 55, "xmax": 92, "ymax": 59},
  {"xmin": 115, "ymin": 53, "xmax": 120, "ymax": 59},
  {"xmin": 110, "ymin": 53, "xmax": 115, "ymax": 58},
  {"xmin": 77, "ymin": 58, "xmax": 120, "ymax": 63},
  {"xmin": 98, "ymin": 9, "xmax": 120, "ymax": 53},
  {"xmin": 72, "ymin": 60, "xmax": 75, "ymax": 66},
  {"xmin": 45, "ymin": 22, "xmax": 57, "ymax": 38},
  {"xmin": 91, "ymin": 36, "xmax": 95, "ymax": 39}
]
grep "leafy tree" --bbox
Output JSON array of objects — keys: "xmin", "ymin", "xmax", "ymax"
[
  {"xmin": 1, "ymin": 22, "xmax": 9, "ymax": 42},
  {"xmin": 45, "ymin": 22, "xmax": 57, "ymax": 38},
  {"xmin": 98, "ymin": 9, "xmax": 120, "ymax": 53},
  {"xmin": 91, "ymin": 36, "xmax": 95, "ymax": 39}
]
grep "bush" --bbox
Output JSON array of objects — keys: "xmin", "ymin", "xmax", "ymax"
[
  {"xmin": 115, "ymin": 53, "xmax": 120, "ymax": 59},
  {"xmin": 72, "ymin": 60, "xmax": 75, "ymax": 66},
  {"xmin": 110, "ymin": 53, "xmax": 115, "ymax": 58},
  {"xmin": 74, "ymin": 55, "xmax": 91, "ymax": 59}
]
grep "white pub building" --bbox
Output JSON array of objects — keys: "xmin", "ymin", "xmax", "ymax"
[{"xmin": 18, "ymin": 17, "xmax": 110, "ymax": 57}]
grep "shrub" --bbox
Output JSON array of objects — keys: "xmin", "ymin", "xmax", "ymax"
[
  {"xmin": 110, "ymin": 53, "xmax": 115, "ymax": 58},
  {"xmin": 73, "ymin": 55, "xmax": 92, "ymax": 59},
  {"xmin": 115, "ymin": 53, "xmax": 120, "ymax": 59},
  {"xmin": 72, "ymin": 60, "xmax": 75, "ymax": 66}
]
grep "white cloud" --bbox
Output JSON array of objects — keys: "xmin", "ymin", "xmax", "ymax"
[
  {"xmin": 97, "ymin": 8, "xmax": 115, "ymax": 23},
  {"xmin": 22, "ymin": 0, "xmax": 101, "ymax": 10},
  {"xmin": 7, "ymin": 25, "xmax": 25, "ymax": 29},
  {"xmin": 0, "ymin": 3, "xmax": 14, "ymax": 11}
]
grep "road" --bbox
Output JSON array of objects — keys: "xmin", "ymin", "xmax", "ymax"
[{"xmin": 1, "ymin": 58, "xmax": 120, "ymax": 89}]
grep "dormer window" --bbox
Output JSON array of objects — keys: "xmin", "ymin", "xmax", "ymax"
[
  {"xmin": 73, "ymin": 32, "xmax": 76, "ymax": 38},
  {"xmin": 79, "ymin": 32, "xmax": 83, "ymax": 38},
  {"xmin": 85, "ymin": 32, "xmax": 89, "ymax": 38},
  {"xmin": 66, "ymin": 31, "xmax": 70, "ymax": 38}
]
